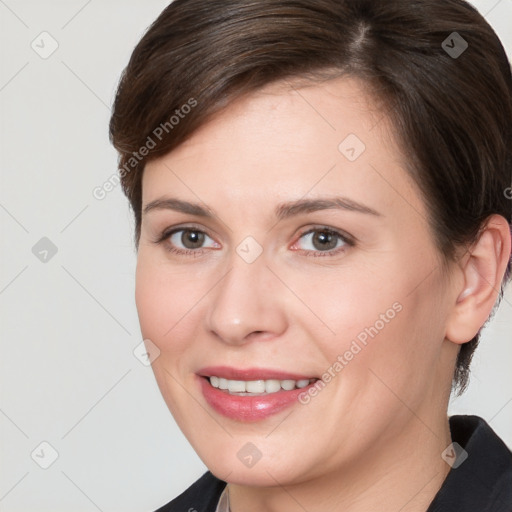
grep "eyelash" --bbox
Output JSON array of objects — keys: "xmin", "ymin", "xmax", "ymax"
[
  {"xmin": 291, "ymin": 227, "xmax": 354, "ymax": 257},
  {"xmin": 153, "ymin": 225, "xmax": 355, "ymax": 257},
  {"xmin": 153, "ymin": 225, "xmax": 218, "ymax": 257}
]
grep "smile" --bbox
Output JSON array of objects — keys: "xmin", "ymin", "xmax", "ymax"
[
  {"xmin": 198, "ymin": 367, "xmax": 319, "ymax": 421},
  {"xmin": 208, "ymin": 376, "xmax": 314, "ymax": 395}
]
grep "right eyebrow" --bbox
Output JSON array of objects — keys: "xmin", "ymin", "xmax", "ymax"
[{"xmin": 142, "ymin": 197, "xmax": 214, "ymax": 217}]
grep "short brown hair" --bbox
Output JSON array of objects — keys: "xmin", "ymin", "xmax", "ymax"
[{"xmin": 109, "ymin": 0, "xmax": 512, "ymax": 392}]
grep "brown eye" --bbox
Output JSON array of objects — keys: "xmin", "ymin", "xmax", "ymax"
[
  {"xmin": 180, "ymin": 229, "xmax": 205, "ymax": 249},
  {"xmin": 295, "ymin": 228, "xmax": 348, "ymax": 253},
  {"xmin": 311, "ymin": 230, "xmax": 339, "ymax": 251},
  {"xmin": 166, "ymin": 228, "xmax": 218, "ymax": 251}
]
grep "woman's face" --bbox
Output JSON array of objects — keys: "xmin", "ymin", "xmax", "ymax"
[{"xmin": 136, "ymin": 77, "xmax": 459, "ymax": 486}]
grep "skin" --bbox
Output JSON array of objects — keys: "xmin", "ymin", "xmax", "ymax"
[{"xmin": 135, "ymin": 77, "xmax": 511, "ymax": 512}]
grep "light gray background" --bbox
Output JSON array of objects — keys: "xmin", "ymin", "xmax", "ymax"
[{"xmin": 0, "ymin": 1, "xmax": 511, "ymax": 511}]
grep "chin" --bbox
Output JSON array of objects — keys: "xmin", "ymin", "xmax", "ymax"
[{"xmin": 208, "ymin": 460, "xmax": 303, "ymax": 487}]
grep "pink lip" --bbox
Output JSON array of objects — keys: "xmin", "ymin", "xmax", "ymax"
[
  {"xmin": 197, "ymin": 366, "xmax": 318, "ymax": 422},
  {"xmin": 198, "ymin": 366, "xmax": 315, "ymax": 381}
]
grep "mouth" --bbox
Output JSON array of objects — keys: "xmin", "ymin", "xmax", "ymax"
[
  {"xmin": 207, "ymin": 376, "xmax": 316, "ymax": 395},
  {"xmin": 197, "ymin": 366, "xmax": 320, "ymax": 421}
]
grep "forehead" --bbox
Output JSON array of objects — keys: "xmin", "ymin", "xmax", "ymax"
[
  {"xmin": 150, "ymin": 76, "xmax": 384, "ymax": 163},
  {"xmin": 142, "ymin": 76, "xmax": 423, "ymax": 219}
]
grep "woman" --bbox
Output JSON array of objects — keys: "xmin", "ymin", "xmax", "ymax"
[{"xmin": 109, "ymin": 0, "xmax": 512, "ymax": 510}]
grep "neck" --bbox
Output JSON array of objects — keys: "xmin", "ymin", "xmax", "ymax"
[{"xmin": 228, "ymin": 414, "xmax": 452, "ymax": 512}]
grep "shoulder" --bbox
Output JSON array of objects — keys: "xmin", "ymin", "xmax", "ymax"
[
  {"xmin": 154, "ymin": 471, "xmax": 227, "ymax": 512},
  {"xmin": 427, "ymin": 415, "xmax": 512, "ymax": 512}
]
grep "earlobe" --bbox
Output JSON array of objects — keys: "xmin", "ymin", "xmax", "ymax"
[{"xmin": 446, "ymin": 215, "xmax": 511, "ymax": 345}]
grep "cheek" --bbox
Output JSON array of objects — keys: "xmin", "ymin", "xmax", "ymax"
[
  {"xmin": 135, "ymin": 263, "xmax": 170, "ymax": 342},
  {"xmin": 134, "ymin": 258, "xmax": 202, "ymax": 420},
  {"xmin": 340, "ymin": 276, "xmax": 449, "ymax": 412},
  {"xmin": 286, "ymin": 254, "xmax": 447, "ymax": 386},
  {"xmin": 282, "ymin": 260, "xmax": 404, "ymax": 349},
  {"xmin": 135, "ymin": 256, "xmax": 202, "ymax": 357}
]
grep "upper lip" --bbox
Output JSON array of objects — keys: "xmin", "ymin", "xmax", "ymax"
[{"xmin": 198, "ymin": 366, "xmax": 317, "ymax": 381}]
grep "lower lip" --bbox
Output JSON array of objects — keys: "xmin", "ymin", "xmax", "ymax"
[{"xmin": 199, "ymin": 377, "xmax": 316, "ymax": 421}]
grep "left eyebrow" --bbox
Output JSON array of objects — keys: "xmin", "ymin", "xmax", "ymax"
[{"xmin": 275, "ymin": 197, "xmax": 382, "ymax": 220}]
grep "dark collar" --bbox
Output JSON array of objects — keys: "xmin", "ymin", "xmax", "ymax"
[
  {"xmin": 156, "ymin": 415, "xmax": 512, "ymax": 512},
  {"xmin": 427, "ymin": 415, "xmax": 512, "ymax": 511}
]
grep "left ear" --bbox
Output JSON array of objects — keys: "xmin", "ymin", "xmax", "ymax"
[{"xmin": 445, "ymin": 214, "xmax": 511, "ymax": 345}]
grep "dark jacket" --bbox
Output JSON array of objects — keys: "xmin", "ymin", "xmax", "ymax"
[{"xmin": 155, "ymin": 415, "xmax": 512, "ymax": 512}]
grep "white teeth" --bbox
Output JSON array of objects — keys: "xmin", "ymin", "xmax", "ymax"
[
  {"xmin": 227, "ymin": 380, "xmax": 246, "ymax": 393},
  {"xmin": 281, "ymin": 379, "xmax": 296, "ymax": 391},
  {"xmin": 246, "ymin": 380, "xmax": 266, "ymax": 393},
  {"xmin": 208, "ymin": 376, "xmax": 315, "ymax": 394},
  {"xmin": 265, "ymin": 379, "xmax": 281, "ymax": 393}
]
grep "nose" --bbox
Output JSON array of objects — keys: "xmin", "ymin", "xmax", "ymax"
[{"xmin": 205, "ymin": 255, "xmax": 288, "ymax": 346}]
